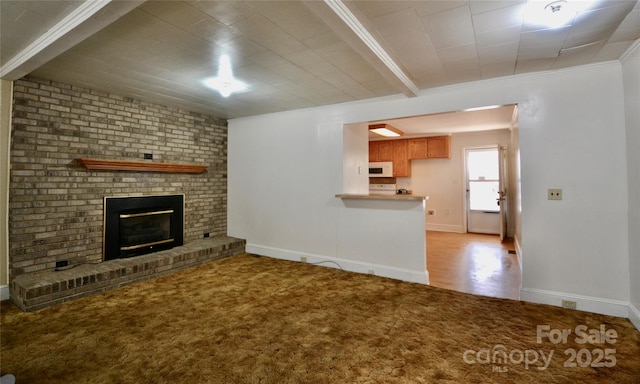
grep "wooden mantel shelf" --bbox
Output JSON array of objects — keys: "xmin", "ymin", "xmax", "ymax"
[{"xmin": 76, "ymin": 158, "xmax": 208, "ymax": 174}]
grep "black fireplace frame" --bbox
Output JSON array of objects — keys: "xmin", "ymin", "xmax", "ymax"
[{"xmin": 103, "ymin": 194, "xmax": 184, "ymax": 261}]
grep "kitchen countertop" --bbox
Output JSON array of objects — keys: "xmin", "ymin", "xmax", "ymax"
[{"xmin": 335, "ymin": 193, "xmax": 428, "ymax": 201}]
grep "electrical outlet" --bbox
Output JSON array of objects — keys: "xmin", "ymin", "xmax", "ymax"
[
  {"xmin": 55, "ymin": 260, "xmax": 68, "ymax": 269},
  {"xmin": 427, "ymin": 209, "xmax": 435, "ymax": 216},
  {"xmin": 548, "ymin": 188, "xmax": 562, "ymax": 200},
  {"xmin": 144, "ymin": 153, "xmax": 153, "ymax": 160},
  {"xmin": 368, "ymin": 269, "xmax": 375, "ymax": 275},
  {"xmin": 300, "ymin": 256, "xmax": 307, "ymax": 263},
  {"xmin": 562, "ymin": 300, "xmax": 577, "ymax": 310}
]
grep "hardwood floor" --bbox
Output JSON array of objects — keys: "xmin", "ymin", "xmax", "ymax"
[{"xmin": 426, "ymin": 231, "xmax": 521, "ymax": 300}]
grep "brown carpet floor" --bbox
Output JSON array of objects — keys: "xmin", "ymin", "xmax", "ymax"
[{"xmin": 2, "ymin": 254, "xmax": 639, "ymax": 383}]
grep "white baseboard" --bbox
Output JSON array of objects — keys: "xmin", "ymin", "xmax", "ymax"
[
  {"xmin": 425, "ymin": 223, "xmax": 464, "ymax": 233},
  {"xmin": 520, "ymin": 287, "xmax": 630, "ymax": 318},
  {"xmin": 629, "ymin": 303, "xmax": 640, "ymax": 332},
  {"xmin": 245, "ymin": 243, "xmax": 429, "ymax": 285},
  {"xmin": 0, "ymin": 284, "xmax": 9, "ymax": 301}
]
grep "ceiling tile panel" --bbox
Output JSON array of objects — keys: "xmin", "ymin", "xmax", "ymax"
[
  {"xmin": 518, "ymin": 26, "xmax": 571, "ymax": 59},
  {"xmin": 590, "ymin": 6, "xmax": 640, "ymax": 42},
  {"xmin": 217, "ymin": 36, "xmax": 268, "ymax": 59},
  {"xmin": 480, "ymin": 61, "xmax": 516, "ymax": 78},
  {"xmin": 514, "ymin": 58, "xmax": 555, "ymax": 73},
  {"xmin": 437, "ymin": 43, "xmax": 479, "ymax": 64},
  {"xmin": 139, "ymin": 1, "xmax": 208, "ymax": 29},
  {"xmin": 421, "ymin": 5, "xmax": 476, "ymax": 48},
  {"xmin": 0, "ymin": 1, "xmax": 82, "ymax": 64},
  {"xmin": 412, "ymin": 1, "xmax": 469, "ymax": 17},
  {"xmin": 230, "ymin": 14, "xmax": 285, "ymax": 41},
  {"xmin": 592, "ymin": 41, "xmax": 637, "ymax": 61},
  {"xmin": 366, "ymin": 7, "xmax": 424, "ymax": 37},
  {"xmin": 564, "ymin": 27, "xmax": 615, "ymax": 49},
  {"xmin": 348, "ymin": 0, "xmax": 414, "ymax": 18},
  {"xmin": 185, "ymin": 18, "xmax": 241, "ymax": 45},
  {"xmin": 554, "ymin": 40, "xmax": 606, "ymax": 68},
  {"xmin": 189, "ymin": 1, "xmax": 254, "ymax": 27},
  {"xmin": 477, "ymin": 42, "xmax": 519, "ymax": 64},
  {"xmin": 469, "ymin": 0, "xmax": 526, "ymax": 15},
  {"xmin": 251, "ymin": 0, "xmax": 329, "ymax": 41},
  {"xmin": 471, "ymin": 3, "xmax": 526, "ymax": 34},
  {"xmin": 567, "ymin": 1, "xmax": 637, "ymax": 42},
  {"xmin": 475, "ymin": 25, "xmax": 522, "ymax": 47}
]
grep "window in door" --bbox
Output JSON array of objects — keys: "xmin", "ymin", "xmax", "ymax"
[{"xmin": 467, "ymin": 149, "xmax": 500, "ymax": 212}]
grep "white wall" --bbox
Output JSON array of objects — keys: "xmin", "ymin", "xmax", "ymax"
[
  {"xmin": 510, "ymin": 114, "xmax": 522, "ymax": 255},
  {"xmin": 621, "ymin": 40, "xmax": 640, "ymax": 329},
  {"xmin": 397, "ymin": 129, "xmax": 512, "ymax": 234},
  {"xmin": 0, "ymin": 80, "xmax": 12, "ymax": 300},
  {"xmin": 228, "ymin": 61, "xmax": 631, "ymax": 317},
  {"xmin": 227, "ymin": 107, "xmax": 427, "ymax": 283}
]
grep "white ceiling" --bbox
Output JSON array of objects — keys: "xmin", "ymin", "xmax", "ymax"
[{"xmin": 1, "ymin": 0, "xmax": 639, "ymax": 133}]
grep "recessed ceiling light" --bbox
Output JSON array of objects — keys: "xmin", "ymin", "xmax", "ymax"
[{"xmin": 203, "ymin": 55, "xmax": 248, "ymax": 98}]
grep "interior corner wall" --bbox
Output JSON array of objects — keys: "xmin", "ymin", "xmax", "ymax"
[
  {"xmin": 228, "ymin": 61, "xmax": 631, "ymax": 317},
  {"xmin": 509, "ymin": 117, "xmax": 522, "ymax": 256},
  {"xmin": 621, "ymin": 40, "xmax": 640, "ymax": 323},
  {"xmin": 0, "ymin": 80, "xmax": 12, "ymax": 294}
]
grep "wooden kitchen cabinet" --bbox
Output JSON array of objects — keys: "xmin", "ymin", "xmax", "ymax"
[
  {"xmin": 369, "ymin": 139, "xmax": 410, "ymax": 177},
  {"xmin": 427, "ymin": 135, "xmax": 450, "ymax": 158},
  {"xmin": 369, "ymin": 140, "xmax": 393, "ymax": 162},
  {"xmin": 409, "ymin": 136, "xmax": 450, "ymax": 159},
  {"xmin": 408, "ymin": 138, "xmax": 428, "ymax": 159},
  {"xmin": 392, "ymin": 139, "xmax": 410, "ymax": 177}
]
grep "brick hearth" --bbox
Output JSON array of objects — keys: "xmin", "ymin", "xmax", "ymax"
[{"xmin": 11, "ymin": 236, "xmax": 245, "ymax": 311}]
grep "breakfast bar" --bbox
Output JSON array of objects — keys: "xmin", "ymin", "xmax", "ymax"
[{"xmin": 335, "ymin": 193, "xmax": 427, "ymax": 201}]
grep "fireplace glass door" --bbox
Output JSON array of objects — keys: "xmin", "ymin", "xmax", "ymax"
[
  {"xmin": 119, "ymin": 209, "xmax": 174, "ymax": 251},
  {"xmin": 104, "ymin": 194, "xmax": 184, "ymax": 261}
]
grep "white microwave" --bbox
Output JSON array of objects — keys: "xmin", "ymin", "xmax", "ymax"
[{"xmin": 369, "ymin": 162, "xmax": 393, "ymax": 177}]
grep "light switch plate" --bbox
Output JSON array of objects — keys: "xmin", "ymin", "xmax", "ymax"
[{"xmin": 548, "ymin": 188, "xmax": 562, "ymax": 200}]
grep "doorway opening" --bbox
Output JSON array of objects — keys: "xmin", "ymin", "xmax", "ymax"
[{"xmin": 350, "ymin": 103, "xmax": 521, "ymax": 299}]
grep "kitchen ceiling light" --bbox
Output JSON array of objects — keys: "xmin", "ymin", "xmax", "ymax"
[
  {"xmin": 369, "ymin": 124, "xmax": 404, "ymax": 137},
  {"xmin": 203, "ymin": 55, "xmax": 248, "ymax": 98}
]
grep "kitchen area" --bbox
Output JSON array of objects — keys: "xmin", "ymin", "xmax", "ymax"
[{"xmin": 368, "ymin": 124, "xmax": 451, "ymax": 198}]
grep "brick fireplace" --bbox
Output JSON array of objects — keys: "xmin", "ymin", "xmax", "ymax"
[
  {"xmin": 103, "ymin": 194, "xmax": 184, "ymax": 260},
  {"xmin": 8, "ymin": 77, "xmax": 244, "ymax": 310}
]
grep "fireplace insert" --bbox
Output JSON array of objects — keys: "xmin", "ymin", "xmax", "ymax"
[{"xmin": 104, "ymin": 195, "xmax": 184, "ymax": 261}]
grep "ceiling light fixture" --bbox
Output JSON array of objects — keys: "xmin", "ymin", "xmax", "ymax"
[
  {"xmin": 545, "ymin": 0, "xmax": 567, "ymax": 14},
  {"xmin": 463, "ymin": 105, "xmax": 503, "ymax": 112},
  {"xmin": 203, "ymin": 55, "xmax": 248, "ymax": 98},
  {"xmin": 523, "ymin": 0, "xmax": 595, "ymax": 29},
  {"xmin": 369, "ymin": 123, "xmax": 404, "ymax": 137}
]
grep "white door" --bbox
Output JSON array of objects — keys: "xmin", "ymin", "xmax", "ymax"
[{"xmin": 466, "ymin": 147, "xmax": 501, "ymax": 234}]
